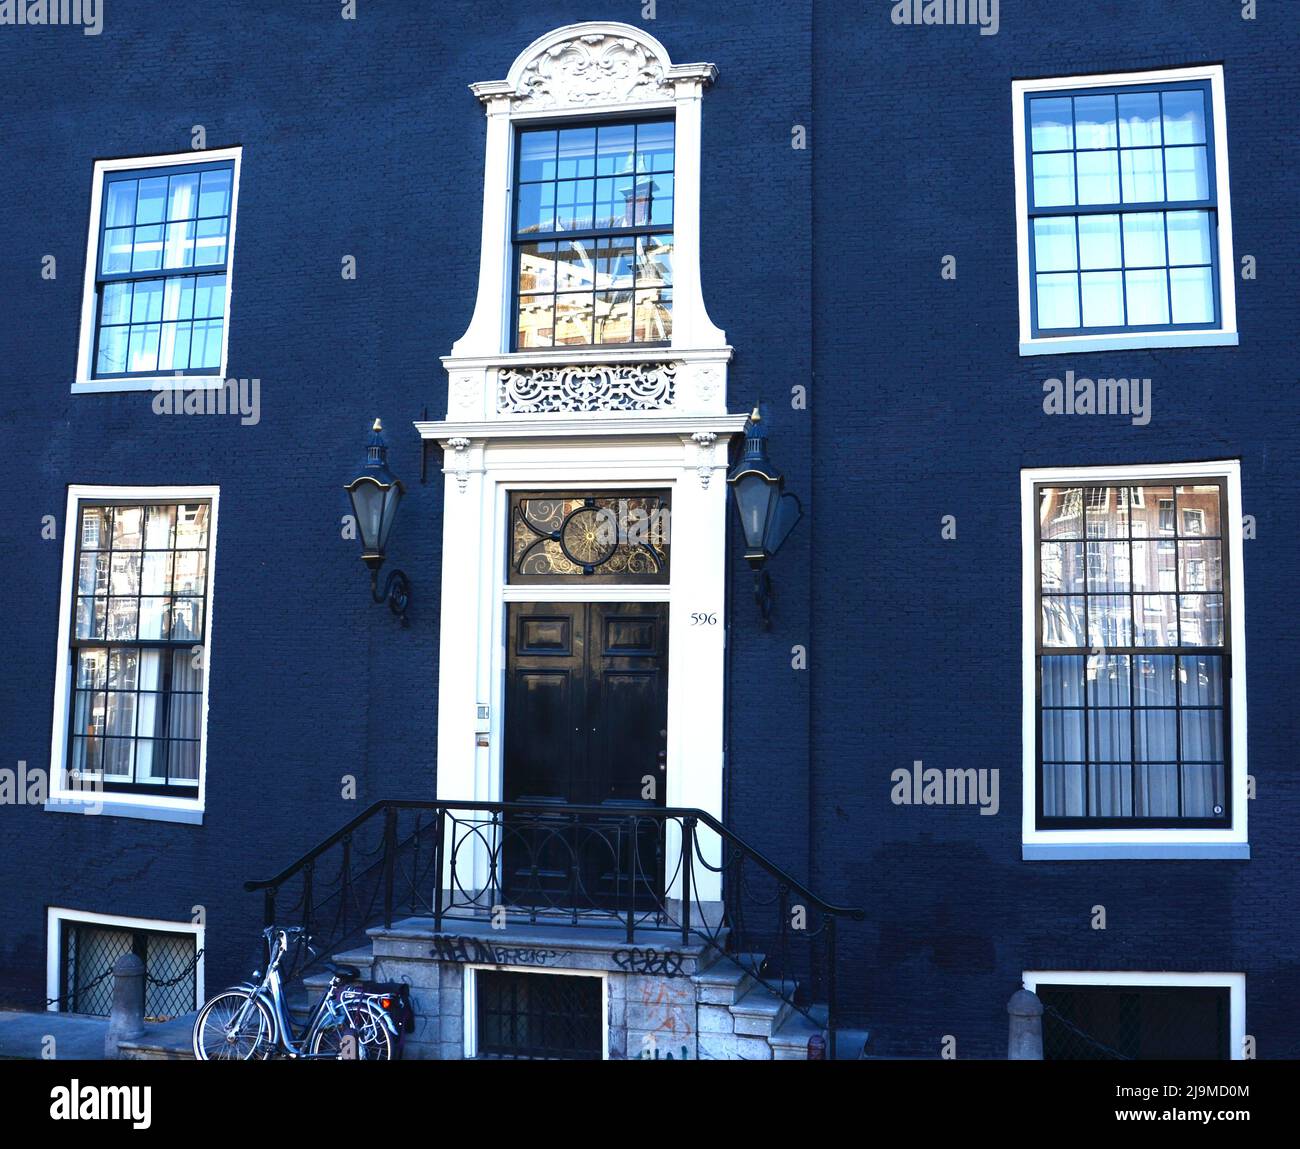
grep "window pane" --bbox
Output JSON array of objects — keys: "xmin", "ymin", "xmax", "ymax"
[
  {"xmin": 72, "ymin": 689, "xmax": 100, "ymax": 738},
  {"xmin": 1076, "ymin": 150, "xmax": 1119, "ymax": 205},
  {"xmin": 101, "ymin": 739, "xmax": 134, "ymax": 780},
  {"xmin": 516, "ymin": 296, "xmax": 553, "ymax": 349},
  {"xmin": 105, "ymin": 692, "xmax": 136, "ymax": 738},
  {"xmin": 1032, "ymin": 152, "xmax": 1075, "ymax": 207},
  {"xmin": 109, "ymin": 552, "xmax": 141, "ymax": 595},
  {"xmin": 1131, "ymin": 539, "xmax": 1176, "ymax": 592},
  {"xmin": 595, "ymin": 236, "xmax": 635, "ymax": 290},
  {"xmin": 101, "ymin": 228, "xmax": 133, "ymax": 273},
  {"xmin": 138, "ymin": 597, "xmax": 171, "ymax": 640},
  {"xmin": 594, "ymin": 291, "xmax": 632, "ymax": 344},
  {"xmin": 1135, "ymin": 709, "xmax": 1177, "ymax": 762},
  {"xmin": 518, "ymin": 129, "xmax": 557, "ymax": 182},
  {"xmin": 172, "ymin": 550, "xmax": 207, "ymax": 596},
  {"xmin": 167, "ymin": 692, "xmax": 202, "ymax": 742},
  {"xmin": 127, "ymin": 325, "xmax": 161, "ymax": 372},
  {"xmin": 194, "ymin": 218, "xmax": 228, "ymax": 266},
  {"xmin": 1180, "ymin": 709, "xmax": 1223, "ymax": 762},
  {"xmin": 1040, "ymin": 541, "xmax": 1084, "ymax": 592},
  {"xmin": 166, "ymin": 172, "xmax": 200, "ymax": 220},
  {"xmin": 636, "ymin": 121, "xmax": 674, "ymax": 171},
  {"xmin": 1122, "ymin": 212, "xmax": 1165, "ymax": 266},
  {"xmin": 554, "ymin": 240, "xmax": 594, "ymax": 293},
  {"xmin": 106, "ymin": 597, "xmax": 139, "ymax": 640},
  {"xmin": 131, "ymin": 225, "xmax": 164, "ymax": 271},
  {"xmin": 1089, "ymin": 709, "xmax": 1131, "ymax": 761},
  {"xmin": 634, "ymin": 289, "xmax": 671, "ymax": 342},
  {"xmin": 1124, "ymin": 269, "xmax": 1170, "ymax": 325},
  {"xmin": 554, "ymin": 293, "xmax": 593, "ymax": 345},
  {"xmin": 1088, "ymin": 541, "xmax": 1130, "ymax": 591},
  {"xmin": 135, "ymin": 176, "xmax": 167, "ymax": 224},
  {"xmin": 1177, "ymin": 539, "xmax": 1221, "ymax": 590},
  {"xmin": 104, "ymin": 179, "xmax": 137, "ymax": 228},
  {"xmin": 1164, "ymin": 146, "xmax": 1209, "ymax": 200},
  {"xmin": 1078, "ymin": 214, "xmax": 1121, "ymax": 269},
  {"xmin": 1041, "ymin": 596, "xmax": 1085, "ymax": 646},
  {"xmin": 1074, "ymin": 94, "xmax": 1117, "ymax": 149},
  {"xmin": 1033, "ymin": 217, "xmax": 1077, "ymax": 272},
  {"xmin": 556, "ymin": 127, "xmax": 596, "ymax": 179},
  {"xmin": 516, "ymin": 182, "xmax": 554, "ymax": 234},
  {"xmin": 1035, "ymin": 272, "xmax": 1079, "ymax": 328},
  {"xmin": 1087, "ymin": 653, "xmax": 1131, "ymax": 706},
  {"xmin": 163, "ymin": 220, "xmax": 196, "ymax": 269},
  {"xmin": 638, "ymin": 234, "xmax": 673, "ymax": 286},
  {"xmin": 76, "ymin": 597, "xmax": 105, "ymax": 640},
  {"xmin": 1085, "ymin": 486, "xmax": 1128, "ymax": 538},
  {"xmin": 112, "ymin": 506, "xmax": 143, "ymax": 548},
  {"xmin": 595, "ymin": 124, "xmax": 634, "ymax": 176},
  {"xmin": 1042, "ymin": 655, "xmax": 1084, "ymax": 706},
  {"xmin": 1042, "ymin": 764, "xmax": 1086, "ymax": 817},
  {"xmin": 1042, "ymin": 710, "xmax": 1084, "ymax": 760},
  {"xmin": 142, "ymin": 551, "xmax": 173, "ymax": 595},
  {"xmin": 101, "ymin": 281, "xmax": 132, "ymax": 326},
  {"xmin": 1180, "ymin": 595, "xmax": 1224, "ymax": 646},
  {"xmin": 1176, "ymin": 485, "xmax": 1220, "ymax": 536},
  {"xmin": 198, "ymin": 168, "xmax": 232, "ymax": 217},
  {"xmin": 1080, "ymin": 272, "xmax": 1123, "ymax": 326},
  {"xmin": 1030, "ymin": 97, "xmax": 1074, "ymax": 151},
  {"xmin": 647, "ymin": 173, "xmax": 673, "ymax": 226},
  {"xmin": 518, "ymin": 241, "xmax": 556, "ymax": 295},
  {"xmin": 191, "ymin": 274, "xmax": 226, "ymax": 318},
  {"xmin": 595, "ymin": 176, "xmax": 633, "ymax": 228},
  {"xmin": 1162, "ymin": 89, "xmax": 1206, "ymax": 144},
  {"xmin": 1120, "ymin": 147, "xmax": 1164, "ymax": 202},
  {"xmin": 1169, "ymin": 266, "xmax": 1214, "ymax": 324},
  {"xmin": 1180, "ymin": 764, "xmax": 1224, "ymax": 818},
  {"xmin": 1088, "ymin": 595, "xmax": 1131, "ymax": 648},
  {"xmin": 1133, "ymin": 594, "xmax": 1178, "ymax": 646},
  {"xmin": 555, "ymin": 178, "xmax": 594, "ymax": 232},
  {"xmin": 1040, "ymin": 488, "xmax": 1083, "ymax": 539},
  {"xmin": 1135, "ymin": 763, "xmax": 1179, "ymax": 817},
  {"xmin": 76, "ymin": 649, "xmax": 107, "ymax": 689},
  {"xmin": 175, "ymin": 504, "xmax": 210, "ymax": 548},
  {"xmin": 1166, "ymin": 211, "xmax": 1212, "ymax": 265},
  {"xmin": 1180, "ymin": 654, "xmax": 1223, "ymax": 706},
  {"xmin": 1118, "ymin": 91, "xmax": 1162, "ymax": 146},
  {"xmin": 97, "ymin": 324, "xmax": 128, "ymax": 374},
  {"xmin": 1134, "ymin": 654, "xmax": 1177, "ymax": 706},
  {"xmin": 78, "ymin": 551, "xmax": 110, "ymax": 595},
  {"xmin": 1091, "ymin": 764, "xmax": 1133, "ymax": 818}
]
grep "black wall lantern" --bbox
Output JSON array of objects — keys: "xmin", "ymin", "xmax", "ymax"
[
  {"xmin": 344, "ymin": 418, "xmax": 411, "ymax": 626},
  {"xmin": 726, "ymin": 407, "xmax": 802, "ymax": 628}
]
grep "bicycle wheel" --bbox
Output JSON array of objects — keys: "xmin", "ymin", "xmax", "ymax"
[
  {"xmin": 193, "ymin": 990, "xmax": 276, "ymax": 1060},
  {"xmin": 309, "ymin": 1002, "xmax": 395, "ymax": 1061}
]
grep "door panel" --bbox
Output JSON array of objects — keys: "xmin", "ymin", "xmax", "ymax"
[{"xmin": 504, "ymin": 601, "xmax": 668, "ymax": 906}]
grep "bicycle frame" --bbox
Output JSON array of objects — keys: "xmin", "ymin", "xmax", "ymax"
[{"xmin": 225, "ymin": 928, "xmax": 395, "ymax": 1059}]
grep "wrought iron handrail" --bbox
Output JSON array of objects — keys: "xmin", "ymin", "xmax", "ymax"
[{"xmin": 244, "ymin": 798, "xmax": 865, "ymax": 1056}]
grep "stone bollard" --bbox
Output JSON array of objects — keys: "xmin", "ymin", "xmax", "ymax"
[
  {"xmin": 105, "ymin": 953, "xmax": 146, "ymax": 1059},
  {"xmin": 1007, "ymin": 988, "xmax": 1044, "ymax": 1060}
]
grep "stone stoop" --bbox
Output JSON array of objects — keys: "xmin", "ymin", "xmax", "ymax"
[{"xmin": 117, "ymin": 1013, "xmax": 198, "ymax": 1060}]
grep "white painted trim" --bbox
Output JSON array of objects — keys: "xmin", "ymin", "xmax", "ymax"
[
  {"xmin": 462, "ymin": 964, "xmax": 609, "ymax": 1060},
  {"xmin": 46, "ymin": 906, "xmax": 205, "ymax": 1015},
  {"xmin": 1012, "ymin": 66, "xmax": 1236, "ymax": 356},
  {"xmin": 46, "ymin": 484, "xmax": 220, "ymax": 822},
  {"xmin": 1022, "ymin": 969, "xmax": 1246, "ymax": 1059},
  {"xmin": 447, "ymin": 22, "xmax": 727, "ymax": 389},
  {"xmin": 73, "ymin": 148, "xmax": 243, "ymax": 393},
  {"xmin": 1020, "ymin": 460, "xmax": 1247, "ymax": 855}
]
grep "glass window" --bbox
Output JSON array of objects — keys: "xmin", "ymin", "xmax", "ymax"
[
  {"xmin": 514, "ymin": 121, "xmax": 674, "ymax": 349},
  {"xmin": 93, "ymin": 162, "xmax": 234, "ymax": 378},
  {"xmin": 509, "ymin": 492, "xmax": 670, "ymax": 584},
  {"xmin": 1037, "ymin": 480, "xmax": 1229, "ymax": 826},
  {"xmin": 1026, "ymin": 82, "xmax": 1218, "ymax": 335},
  {"xmin": 67, "ymin": 500, "xmax": 212, "ymax": 794}
]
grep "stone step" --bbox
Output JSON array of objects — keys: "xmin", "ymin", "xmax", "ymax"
[
  {"xmin": 730, "ymin": 982, "xmax": 793, "ymax": 1037},
  {"xmin": 118, "ymin": 1013, "xmax": 198, "ymax": 1060},
  {"xmin": 693, "ymin": 956, "xmax": 757, "ymax": 1005},
  {"xmin": 770, "ymin": 1009, "xmax": 825, "ymax": 1060}
]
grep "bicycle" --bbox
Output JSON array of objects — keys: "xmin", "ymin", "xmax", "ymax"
[{"xmin": 192, "ymin": 925, "xmax": 409, "ymax": 1060}]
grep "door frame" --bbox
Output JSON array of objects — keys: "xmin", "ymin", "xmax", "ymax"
[{"xmin": 430, "ymin": 431, "xmax": 735, "ymax": 904}]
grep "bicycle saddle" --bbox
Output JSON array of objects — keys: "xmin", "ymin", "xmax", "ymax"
[{"xmin": 324, "ymin": 961, "xmax": 362, "ymax": 980}]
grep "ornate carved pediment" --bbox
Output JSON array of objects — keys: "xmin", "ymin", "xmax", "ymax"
[
  {"xmin": 515, "ymin": 33, "xmax": 667, "ymax": 110},
  {"xmin": 498, "ymin": 362, "xmax": 677, "ymax": 414}
]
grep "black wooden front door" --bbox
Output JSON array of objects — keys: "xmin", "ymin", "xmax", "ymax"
[{"xmin": 504, "ymin": 601, "xmax": 669, "ymax": 905}]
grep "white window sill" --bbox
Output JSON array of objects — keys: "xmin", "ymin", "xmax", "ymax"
[
  {"xmin": 72, "ymin": 376, "xmax": 226, "ymax": 395},
  {"xmin": 1019, "ymin": 330, "xmax": 1238, "ymax": 357},
  {"xmin": 1024, "ymin": 841, "xmax": 1248, "ymax": 861},
  {"xmin": 45, "ymin": 792, "xmax": 204, "ymax": 825}
]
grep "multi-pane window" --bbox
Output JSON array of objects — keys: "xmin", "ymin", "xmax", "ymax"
[
  {"xmin": 1026, "ymin": 82, "xmax": 1219, "ymax": 335},
  {"xmin": 92, "ymin": 161, "xmax": 234, "ymax": 378},
  {"xmin": 513, "ymin": 120, "xmax": 674, "ymax": 349},
  {"xmin": 1036, "ymin": 481, "xmax": 1229, "ymax": 826},
  {"xmin": 67, "ymin": 501, "xmax": 212, "ymax": 794}
]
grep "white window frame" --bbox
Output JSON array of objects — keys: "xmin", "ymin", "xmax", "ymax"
[
  {"xmin": 1013, "ymin": 65, "xmax": 1236, "ymax": 357},
  {"xmin": 47, "ymin": 484, "xmax": 220, "ymax": 824},
  {"xmin": 1022, "ymin": 970, "xmax": 1246, "ymax": 1060},
  {"xmin": 46, "ymin": 906, "xmax": 205, "ymax": 1015},
  {"xmin": 1021, "ymin": 460, "xmax": 1247, "ymax": 859},
  {"xmin": 74, "ymin": 148, "xmax": 243, "ymax": 394},
  {"xmin": 462, "ymin": 964, "xmax": 610, "ymax": 1060}
]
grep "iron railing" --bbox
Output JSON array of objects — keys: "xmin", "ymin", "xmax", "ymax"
[{"xmin": 245, "ymin": 799, "xmax": 865, "ymax": 1056}]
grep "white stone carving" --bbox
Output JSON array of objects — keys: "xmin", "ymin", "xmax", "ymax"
[
  {"xmin": 447, "ymin": 436, "xmax": 472, "ymax": 494},
  {"xmin": 513, "ymin": 34, "xmax": 667, "ymax": 110},
  {"xmin": 498, "ymin": 362, "xmax": 678, "ymax": 414},
  {"xmin": 691, "ymin": 431, "xmax": 719, "ymax": 489},
  {"xmin": 453, "ymin": 375, "xmax": 479, "ymax": 411}
]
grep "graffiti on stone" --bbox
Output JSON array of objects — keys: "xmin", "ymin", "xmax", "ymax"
[
  {"xmin": 612, "ymin": 947, "xmax": 686, "ymax": 976},
  {"xmin": 429, "ymin": 935, "xmax": 558, "ymax": 967}
]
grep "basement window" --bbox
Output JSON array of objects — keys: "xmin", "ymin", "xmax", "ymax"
[{"xmin": 471, "ymin": 969, "xmax": 604, "ymax": 1060}]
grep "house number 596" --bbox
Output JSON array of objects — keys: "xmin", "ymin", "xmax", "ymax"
[{"xmin": 691, "ymin": 612, "xmax": 718, "ymax": 626}]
